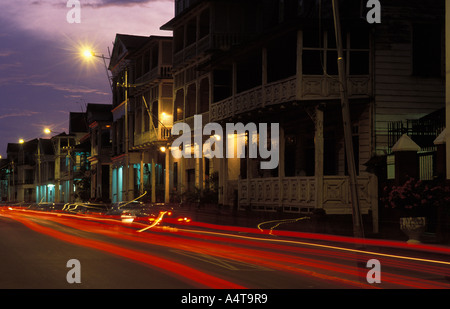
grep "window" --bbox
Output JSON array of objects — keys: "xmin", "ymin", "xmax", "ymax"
[
  {"xmin": 199, "ymin": 78, "xmax": 209, "ymax": 113},
  {"xmin": 199, "ymin": 9, "xmax": 210, "ymax": 39},
  {"xmin": 143, "ymin": 92, "xmax": 150, "ymax": 132},
  {"xmin": 236, "ymin": 51, "xmax": 262, "ymax": 93},
  {"xmin": 174, "ymin": 89, "xmax": 184, "ymax": 121},
  {"xmin": 143, "ymin": 51, "xmax": 150, "ymax": 74},
  {"xmin": 151, "ymin": 46, "xmax": 158, "ymax": 69},
  {"xmin": 344, "ymin": 124, "xmax": 360, "ymax": 176},
  {"xmin": 186, "ymin": 18, "xmax": 196, "ymax": 46},
  {"xmin": 135, "ymin": 105, "xmax": 142, "ymax": 133},
  {"xmin": 151, "ymin": 101, "xmax": 159, "ymax": 129},
  {"xmin": 302, "ymin": 29, "xmax": 370, "ymax": 76},
  {"xmin": 267, "ymin": 31, "xmax": 297, "ymax": 82},
  {"xmin": 174, "ymin": 26, "xmax": 184, "ymax": 52},
  {"xmin": 173, "ymin": 162, "xmax": 178, "ymax": 191},
  {"xmin": 185, "ymin": 84, "xmax": 196, "ymax": 118},
  {"xmin": 213, "ymin": 69, "xmax": 232, "ymax": 102},
  {"xmin": 413, "ymin": 24, "xmax": 442, "ymax": 77}
]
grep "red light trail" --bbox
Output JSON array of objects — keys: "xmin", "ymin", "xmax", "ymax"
[{"xmin": 1, "ymin": 206, "xmax": 450, "ymax": 289}]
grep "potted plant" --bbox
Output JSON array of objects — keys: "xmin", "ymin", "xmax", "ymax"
[{"xmin": 381, "ymin": 178, "xmax": 448, "ymax": 244}]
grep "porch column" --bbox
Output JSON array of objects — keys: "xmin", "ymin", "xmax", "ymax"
[
  {"xmin": 140, "ymin": 152, "xmax": 144, "ymax": 195},
  {"xmin": 296, "ymin": 30, "xmax": 303, "ymax": 99},
  {"xmin": 262, "ymin": 47, "xmax": 267, "ymax": 106},
  {"xmin": 195, "ymin": 157, "xmax": 203, "ymax": 191},
  {"xmin": 128, "ymin": 163, "xmax": 134, "ymax": 201},
  {"xmin": 54, "ymin": 141, "xmax": 60, "ymax": 203},
  {"xmin": 151, "ymin": 154, "xmax": 156, "ymax": 203},
  {"xmin": 279, "ymin": 125, "xmax": 285, "ymax": 208},
  {"xmin": 180, "ymin": 157, "xmax": 186, "ymax": 198},
  {"xmin": 165, "ymin": 147, "xmax": 170, "ymax": 203},
  {"xmin": 315, "ymin": 104, "xmax": 324, "ymax": 209},
  {"xmin": 124, "ymin": 158, "xmax": 128, "ymax": 201},
  {"xmin": 219, "ymin": 157, "xmax": 228, "ymax": 206}
]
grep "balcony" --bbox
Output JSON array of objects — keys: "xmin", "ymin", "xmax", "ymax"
[
  {"xmin": 301, "ymin": 75, "xmax": 371, "ymax": 98},
  {"xmin": 210, "ymin": 75, "xmax": 371, "ymax": 121},
  {"xmin": 133, "ymin": 126, "xmax": 172, "ymax": 150},
  {"xmin": 136, "ymin": 65, "xmax": 172, "ymax": 85},
  {"xmin": 210, "ymin": 76, "xmax": 296, "ymax": 121},
  {"xmin": 173, "ymin": 33, "xmax": 253, "ymax": 68}
]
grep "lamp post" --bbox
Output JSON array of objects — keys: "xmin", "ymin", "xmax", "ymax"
[{"xmin": 81, "ymin": 48, "xmax": 131, "ymax": 201}]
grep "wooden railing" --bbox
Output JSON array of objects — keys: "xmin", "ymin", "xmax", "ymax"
[
  {"xmin": 210, "ymin": 75, "xmax": 371, "ymax": 122},
  {"xmin": 173, "ymin": 33, "xmax": 253, "ymax": 68},
  {"xmin": 210, "ymin": 76, "xmax": 296, "ymax": 121},
  {"xmin": 237, "ymin": 175, "xmax": 377, "ymax": 215}
]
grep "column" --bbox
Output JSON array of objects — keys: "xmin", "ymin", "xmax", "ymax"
[
  {"xmin": 151, "ymin": 154, "xmax": 156, "ymax": 203},
  {"xmin": 314, "ymin": 105, "xmax": 324, "ymax": 209},
  {"xmin": 262, "ymin": 47, "xmax": 267, "ymax": 107},
  {"xmin": 278, "ymin": 125, "xmax": 285, "ymax": 208},
  {"xmin": 140, "ymin": 152, "xmax": 144, "ymax": 195},
  {"xmin": 296, "ymin": 30, "xmax": 303, "ymax": 99},
  {"xmin": 165, "ymin": 147, "xmax": 170, "ymax": 203}
]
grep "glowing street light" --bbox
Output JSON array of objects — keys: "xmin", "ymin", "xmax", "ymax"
[
  {"xmin": 79, "ymin": 47, "xmax": 112, "ymax": 91},
  {"xmin": 82, "ymin": 49, "xmax": 95, "ymax": 59},
  {"xmin": 18, "ymin": 139, "xmax": 24, "ymax": 144},
  {"xmin": 44, "ymin": 128, "xmax": 64, "ymax": 136}
]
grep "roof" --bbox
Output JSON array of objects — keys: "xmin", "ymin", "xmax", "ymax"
[
  {"xmin": 86, "ymin": 103, "xmax": 113, "ymax": 124},
  {"xmin": 69, "ymin": 112, "xmax": 88, "ymax": 134},
  {"xmin": 108, "ymin": 34, "xmax": 153, "ymax": 70},
  {"xmin": 6, "ymin": 143, "xmax": 20, "ymax": 154},
  {"xmin": 434, "ymin": 128, "xmax": 446, "ymax": 145},
  {"xmin": 392, "ymin": 134, "xmax": 421, "ymax": 152},
  {"xmin": 126, "ymin": 35, "xmax": 173, "ymax": 59}
]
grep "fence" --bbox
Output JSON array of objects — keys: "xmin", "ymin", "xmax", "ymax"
[{"xmin": 387, "ymin": 147, "xmax": 437, "ymax": 181}]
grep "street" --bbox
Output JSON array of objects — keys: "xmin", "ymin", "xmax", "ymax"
[{"xmin": 1, "ymin": 205, "xmax": 450, "ymax": 292}]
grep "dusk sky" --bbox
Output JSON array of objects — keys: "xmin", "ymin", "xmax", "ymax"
[{"xmin": 0, "ymin": 0, "xmax": 174, "ymax": 158}]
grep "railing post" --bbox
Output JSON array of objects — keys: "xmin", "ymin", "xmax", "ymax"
[{"xmin": 392, "ymin": 134, "xmax": 420, "ymax": 184}]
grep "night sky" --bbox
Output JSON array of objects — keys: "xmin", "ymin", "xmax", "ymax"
[{"xmin": 0, "ymin": 0, "xmax": 173, "ymax": 158}]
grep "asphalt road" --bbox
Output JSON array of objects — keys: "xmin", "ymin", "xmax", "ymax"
[{"xmin": 1, "ymin": 206, "xmax": 450, "ymax": 294}]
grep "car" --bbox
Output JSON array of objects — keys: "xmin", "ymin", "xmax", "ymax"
[
  {"xmin": 28, "ymin": 202, "xmax": 56, "ymax": 212},
  {"xmin": 106, "ymin": 201, "xmax": 148, "ymax": 217}
]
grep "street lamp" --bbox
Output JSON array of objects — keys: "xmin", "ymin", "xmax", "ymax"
[
  {"xmin": 43, "ymin": 128, "xmax": 65, "ymax": 136},
  {"xmin": 82, "ymin": 49, "xmax": 95, "ymax": 59},
  {"xmin": 80, "ymin": 48, "xmax": 112, "ymax": 91}
]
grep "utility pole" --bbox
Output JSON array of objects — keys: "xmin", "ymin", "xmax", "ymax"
[
  {"xmin": 38, "ymin": 139, "xmax": 41, "ymax": 202},
  {"xmin": 446, "ymin": 0, "xmax": 450, "ymax": 181},
  {"xmin": 124, "ymin": 68, "xmax": 129, "ymax": 201},
  {"xmin": 332, "ymin": 0, "xmax": 364, "ymax": 239}
]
